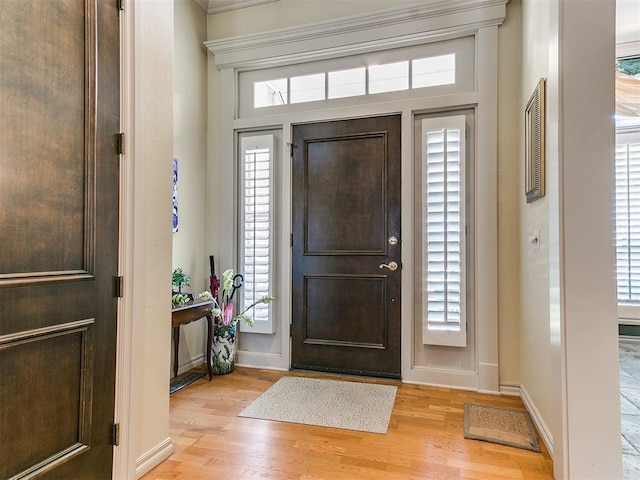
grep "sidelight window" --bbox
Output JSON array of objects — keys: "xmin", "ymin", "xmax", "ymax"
[
  {"xmin": 420, "ymin": 115, "xmax": 467, "ymax": 347},
  {"xmin": 238, "ymin": 133, "xmax": 276, "ymax": 333},
  {"xmin": 615, "ymin": 131, "xmax": 640, "ymax": 316}
]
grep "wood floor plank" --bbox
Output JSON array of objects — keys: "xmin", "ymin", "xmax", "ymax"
[{"xmin": 142, "ymin": 367, "xmax": 553, "ymax": 480}]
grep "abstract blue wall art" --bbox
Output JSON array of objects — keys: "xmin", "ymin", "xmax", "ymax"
[{"xmin": 172, "ymin": 158, "xmax": 178, "ymax": 232}]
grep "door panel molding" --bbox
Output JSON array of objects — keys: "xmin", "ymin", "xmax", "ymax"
[
  {"xmin": 0, "ymin": 0, "xmax": 98, "ymax": 286},
  {"xmin": 303, "ymin": 132, "xmax": 389, "ymax": 256},
  {"xmin": 0, "ymin": 318, "xmax": 94, "ymax": 345},
  {"xmin": 302, "ymin": 274, "xmax": 387, "ymax": 349},
  {"xmin": 0, "ymin": 319, "xmax": 95, "ymax": 479},
  {"xmin": 0, "ymin": 271, "xmax": 95, "ymax": 288}
]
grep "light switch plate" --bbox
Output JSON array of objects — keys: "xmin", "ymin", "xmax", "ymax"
[{"xmin": 528, "ymin": 229, "xmax": 540, "ymax": 250}]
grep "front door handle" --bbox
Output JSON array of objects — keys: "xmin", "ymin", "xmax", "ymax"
[{"xmin": 379, "ymin": 261, "xmax": 398, "ymax": 271}]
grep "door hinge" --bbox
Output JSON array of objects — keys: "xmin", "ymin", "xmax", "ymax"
[
  {"xmin": 290, "ymin": 233, "xmax": 293, "ymax": 247},
  {"xmin": 117, "ymin": 133, "xmax": 125, "ymax": 155},
  {"xmin": 111, "ymin": 423, "xmax": 120, "ymax": 446},
  {"xmin": 289, "ymin": 143, "xmax": 294, "ymax": 158},
  {"xmin": 113, "ymin": 276, "xmax": 124, "ymax": 298},
  {"xmin": 117, "ymin": 0, "xmax": 124, "ymax": 12}
]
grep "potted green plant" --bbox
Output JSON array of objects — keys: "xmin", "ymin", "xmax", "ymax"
[{"xmin": 172, "ymin": 267, "xmax": 190, "ymax": 294}]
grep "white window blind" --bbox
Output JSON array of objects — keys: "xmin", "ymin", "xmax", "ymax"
[
  {"xmin": 421, "ymin": 115, "xmax": 467, "ymax": 347},
  {"xmin": 615, "ymin": 132, "xmax": 640, "ymax": 315},
  {"xmin": 239, "ymin": 134, "xmax": 275, "ymax": 333}
]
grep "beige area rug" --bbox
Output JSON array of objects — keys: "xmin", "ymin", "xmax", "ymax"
[
  {"xmin": 238, "ymin": 376, "xmax": 397, "ymax": 434},
  {"xmin": 464, "ymin": 403, "xmax": 541, "ymax": 452}
]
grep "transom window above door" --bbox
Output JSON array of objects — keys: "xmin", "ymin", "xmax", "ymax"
[
  {"xmin": 237, "ymin": 36, "xmax": 474, "ymax": 118},
  {"xmin": 252, "ymin": 54, "xmax": 456, "ymax": 108}
]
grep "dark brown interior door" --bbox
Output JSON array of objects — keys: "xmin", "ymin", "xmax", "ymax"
[
  {"xmin": 0, "ymin": 1, "xmax": 120, "ymax": 478},
  {"xmin": 291, "ymin": 115, "xmax": 401, "ymax": 378}
]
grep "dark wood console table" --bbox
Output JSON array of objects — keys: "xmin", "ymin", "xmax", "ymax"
[{"xmin": 171, "ymin": 299, "xmax": 214, "ymax": 381}]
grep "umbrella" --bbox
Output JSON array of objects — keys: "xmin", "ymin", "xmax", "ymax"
[
  {"xmin": 209, "ymin": 255, "xmax": 219, "ymax": 301},
  {"xmin": 227, "ymin": 274, "xmax": 244, "ymax": 304}
]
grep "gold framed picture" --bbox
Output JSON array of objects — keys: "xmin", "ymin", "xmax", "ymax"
[{"xmin": 525, "ymin": 78, "xmax": 545, "ymax": 203}]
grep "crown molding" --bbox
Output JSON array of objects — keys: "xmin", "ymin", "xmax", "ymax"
[
  {"xmin": 207, "ymin": 0, "xmax": 279, "ymax": 15},
  {"xmin": 205, "ymin": 0, "xmax": 508, "ymax": 70},
  {"xmin": 193, "ymin": 0, "xmax": 208, "ymax": 12}
]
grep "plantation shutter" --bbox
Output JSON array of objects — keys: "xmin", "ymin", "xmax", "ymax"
[
  {"xmin": 239, "ymin": 134, "xmax": 274, "ymax": 333},
  {"xmin": 615, "ymin": 132, "xmax": 640, "ymax": 319},
  {"xmin": 421, "ymin": 115, "xmax": 467, "ymax": 347}
]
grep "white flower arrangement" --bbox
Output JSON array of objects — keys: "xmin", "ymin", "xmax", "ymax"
[{"xmin": 198, "ymin": 269, "xmax": 274, "ymax": 328}]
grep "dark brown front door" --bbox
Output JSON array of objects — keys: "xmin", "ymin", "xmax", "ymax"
[
  {"xmin": 0, "ymin": 1, "xmax": 120, "ymax": 478},
  {"xmin": 291, "ymin": 115, "xmax": 401, "ymax": 378}
]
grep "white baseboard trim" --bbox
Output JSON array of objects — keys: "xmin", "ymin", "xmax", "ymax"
[
  {"xmin": 135, "ymin": 437, "xmax": 174, "ymax": 479},
  {"xmin": 401, "ymin": 378, "xmax": 478, "ymax": 392},
  {"xmin": 176, "ymin": 353, "xmax": 205, "ymax": 376},
  {"xmin": 404, "ymin": 365, "xmax": 479, "ymax": 391},
  {"xmin": 499, "ymin": 382, "xmax": 521, "ymax": 397},
  {"xmin": 236, "ymin": 350, "xmax": 287, "ymax": 370},
  {"xmin": 478, "ymin": 362, "xmax": 500, "ymax": 394},
  {"xmin": 520, "ymin": 385, "xmax": 553, "ymax": 455}
]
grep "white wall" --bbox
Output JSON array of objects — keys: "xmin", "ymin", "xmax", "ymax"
[
  {"xmin": 519, "ymin": 0, "xmax": 553, "ymax": 437},
  {"xmin": 497, "ymin": 0, "xmax": 522, "ymax": 387},
  {"xmin": 554, "ymin": 2, "xmax": 621, "ymax": 476},
  {"xmin": 521, "ymin": 0, "xmax": 622, "ymax": 477},
  {"xmin": 122, "ymin": 1, "xmax": 210, "ymax": 475},
  {"xmin": 127, "ymin": 0, "xmax": 174, "ymax": 474},
  {"xmin": 172, "ymin": 0, "xmax": 209, "ymax": 375}
]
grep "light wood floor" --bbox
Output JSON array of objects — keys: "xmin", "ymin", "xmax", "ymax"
[{"xmin": 143, "ymin": 367, "xmax": 553, "ymax": 480}]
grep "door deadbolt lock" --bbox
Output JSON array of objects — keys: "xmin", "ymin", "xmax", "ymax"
[
  {"xmin": 379, "ymin": 261, "xmax": 398, "ymax": 271},
  {"xmin": 388, "ymin": 236, "xmax": 398, "ymax": 245}
]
